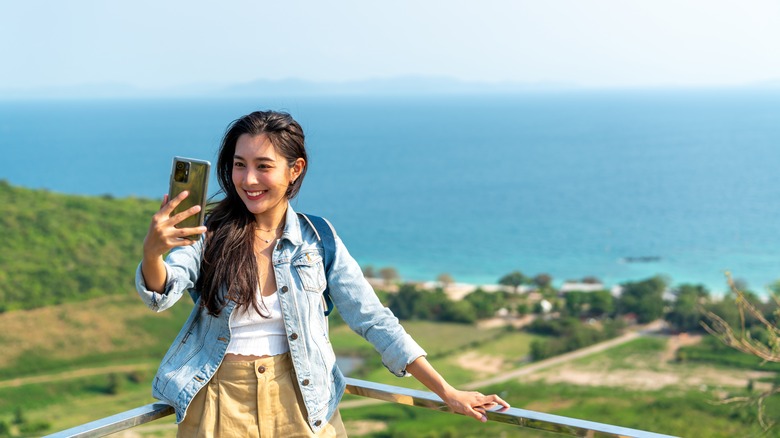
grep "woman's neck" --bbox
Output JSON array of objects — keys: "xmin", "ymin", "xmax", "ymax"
[{"xmin": 253, "ymin": 202, "xmax": 288, "ymax": 231}]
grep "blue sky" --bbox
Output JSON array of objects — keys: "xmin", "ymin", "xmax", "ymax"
[{"xmin": 2, "ymin": 0, "xmax": 780, "ymax": 91}]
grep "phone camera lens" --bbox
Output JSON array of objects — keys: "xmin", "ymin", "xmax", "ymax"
[{"xmin": 176, "ymin": 162, "xmax": 185, "ymax": 170}]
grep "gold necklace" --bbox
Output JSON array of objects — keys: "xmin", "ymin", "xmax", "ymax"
[
  {"xmin": 256, "ymin": 225, "xmax": 284, "ymax": 232},
  {"xmin": 255, "ymin": 227, "xmax": 282, "ymax": 244}
]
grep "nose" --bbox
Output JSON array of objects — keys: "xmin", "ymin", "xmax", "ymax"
[{"xmin": 243, "ymin": 168, "xmax": 259, "ymax": 185}]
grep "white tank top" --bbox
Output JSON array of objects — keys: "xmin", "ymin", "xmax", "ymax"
[{"xmin": 226, "ymin": 291, "xmax": 290, "ymax": 357}]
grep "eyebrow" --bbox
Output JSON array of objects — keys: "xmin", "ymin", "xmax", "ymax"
[{"xmin": 233, "ymin": 154, "xmax": 276, "ymax": 163}]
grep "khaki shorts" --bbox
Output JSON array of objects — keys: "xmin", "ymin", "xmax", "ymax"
[{"xmin": 178, "ymin": 353, "xmax": 347, "ymax": 437}]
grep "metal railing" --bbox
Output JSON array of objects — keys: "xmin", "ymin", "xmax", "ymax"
[{"xmin": 45, "ymin": 377, "xmax": 677, "ymax": 438}]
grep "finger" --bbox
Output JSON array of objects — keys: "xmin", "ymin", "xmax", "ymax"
[
  {"xmin": 482, "ymin": 394, "xmax": 511, "ymax": 409},
  {"xmin": 168, "ymin": 237, "xmax": 199, "ymax": 247},
  {"xmin": 450, "ymin": 400, "xmax": 484, "ymax": 423},
  {"xmin": 159, "ymin": 194, "xmax": 169, "ymax": 209},
  {"xmin": 165, "ymin": 225, "xmax": 206, "ymax": 242},
  {"xmin": 161, "ymin": 190, "xmax": 190, "ymax": 216},
  {"xmin": 467, "ymin": 407, "xmax": 488, "ymax": 423},
  {"xmin": 168, "ymin": 204, "xmax": 202, "ymax": 225},
  {"xmin": 175, "ymin": 226, "xmax": 207, "ymax": 238},
  {"xmin": 484, "ymin": 403, "xmax": 507, "ymax": 413}
]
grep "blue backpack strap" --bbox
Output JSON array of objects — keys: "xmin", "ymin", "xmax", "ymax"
[{"xmin": 297, "ymin": 213, "xmax": 336, "ymax": 316}]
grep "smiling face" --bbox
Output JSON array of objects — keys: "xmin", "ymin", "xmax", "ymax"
[{"xmin": 231, "ymin": 133, "xmax": 304, "ymax": 223}]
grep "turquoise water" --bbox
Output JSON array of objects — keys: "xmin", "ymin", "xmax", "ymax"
[{"xmin": 2, "ymin": 91, "xmax": 780, "ymax": 294}]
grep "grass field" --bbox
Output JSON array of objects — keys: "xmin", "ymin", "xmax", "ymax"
[
  {"xmin": 341, "ymin": 380, "xmax": 777, "ymax": 438},
  {"xmin": 339, "ymin": 335, "xmax": 779, "ymax": 438},
  {"xmin": 1, "ymin": 296, "xmax": 777, "ymax": 437},
  {"xmin": 0, "ymin": 294, "xmax": 194, "ymax": 380}
]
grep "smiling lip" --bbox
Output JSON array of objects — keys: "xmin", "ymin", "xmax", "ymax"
[{"xmin": 245, "ymin": 190, "xmax": 267, "ymax": 200}]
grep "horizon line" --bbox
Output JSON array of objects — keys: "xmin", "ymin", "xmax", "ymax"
[{"xmin": 2, "ymin": 75, "xmax": 780, "ymax": 99}]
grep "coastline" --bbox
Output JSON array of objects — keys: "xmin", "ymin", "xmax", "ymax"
[{"xmin": 366, "ymin": 274, "xmax": 741, "ymax": 300}]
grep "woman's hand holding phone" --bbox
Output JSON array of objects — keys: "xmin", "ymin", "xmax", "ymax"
[
  {"xmin": 141, "ymin": 191, "xmax": 207, "ymax": 293},
  {"xmin": 144, "ymin": 191, "xmax": 207, "ymax": 256}
]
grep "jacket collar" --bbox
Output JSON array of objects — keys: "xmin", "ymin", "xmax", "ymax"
[{"xmin": 280, "ymin": 203, "xmax": 303, "ymax": 246}]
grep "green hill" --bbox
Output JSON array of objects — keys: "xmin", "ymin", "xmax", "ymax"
[{"xmin": 0, "ymin": 181, "xmax": 158, "ymax": 311}]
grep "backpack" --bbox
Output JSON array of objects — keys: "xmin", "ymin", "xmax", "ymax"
[{"xmin": 297, "ymin": 213, "xmax": 336, "ymax": 316}]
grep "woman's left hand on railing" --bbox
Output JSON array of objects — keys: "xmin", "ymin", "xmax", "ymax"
[
  {"xmin": 441, "ymin": 389, "xmax": 511, "ymax": 423},
  {"xmin": 406, "ymin": 356, "xmax": 511, "ymax": 423}
]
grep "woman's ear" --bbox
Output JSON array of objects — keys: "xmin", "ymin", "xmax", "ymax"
[{"xmin": 290, "ymin": 158, "xmax": 306, "ymax": 182}]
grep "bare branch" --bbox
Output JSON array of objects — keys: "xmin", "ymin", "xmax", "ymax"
[
  {"xmin": 701, "ymin": 272, "xmax": 780, "ymax": 430},
  {"xmin": 701, "ymin": 273, "xmax": 780, "ymax": 363}
]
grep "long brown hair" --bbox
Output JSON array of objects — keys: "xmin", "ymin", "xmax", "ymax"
[{"xmin": 198, "ymin": 111, "xmax": 307, "ymax": 316}]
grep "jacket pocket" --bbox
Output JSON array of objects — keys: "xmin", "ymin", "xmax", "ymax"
[
  {"xmin": 155, "ymin": 310, "xmax": 210, "ymax": 395},
  {"xmin": 312, "ymin": 331, "xmax": 336, "ymax": 400},
  {"xmin": 292, "ymin": 251, "xmax": 326, "ymax": 293}
]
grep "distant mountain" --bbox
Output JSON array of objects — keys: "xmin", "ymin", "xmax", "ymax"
[
  {"xmin": 220, "ymin": 76, "xmax": 578, "ymax": 97},
  {"xmin": 746, "ymin": 78, "xmax": 780, "ymax": 89},
  {"xmin": 5, "ymin": 76, "xmax": 780, "ymax": 100},
  {"xmin": 0, "ymin": 76, "xmax": 579, "ymax": 99},
  {"xmin": 0, "ymin": 82, "xmax": 144, "ymax": 99}
]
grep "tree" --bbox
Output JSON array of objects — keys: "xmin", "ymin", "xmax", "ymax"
[
  {"xmin": 387, "ymin": 284, "xmax": 420, "ymax": 320},
  {"xmin": 564, "ymin": 291, "xmax": 588, "ymax": 317},
  {"xmin": 107, "ymin": 373, "xmax": 124, "ymax": 395},
  {"xmin": 437, "ymin": 273, "xmax": 455, "ymax": 289},
  {"xmin": 362, "ymin": 265, "xmax": 376, "ymax": 278},
  {"xmin": 516, "ymin": 302, "xmax": 530, "ymax": 315},
  {"xmin": 13, "ymin": 407, "xmax": 25, "ymax": 425},
  {"xmin": 702, "ymin": 273, "xmax": 780, "ymax": 430},
  {"xmin": 665, "ymin": 283, "xmax": 710, "ymax": 332},
  {"xmin": 440, "ymin": 300, "xmax": 477, "ymax": 324},
  {"xmin": 498, "ymin": 271, "xmax": 527, "ymax": 293},
  {"xmin": 769, "ymin": 280, "xmax": 780, "ymax": 296},
  {"xmin": 533, "ymin": 273, "xmax": 553, "ymax": 289},
  {"xmin": 379, "ymin": 266, "xmax": 400, "ymax": 285},
  {"xmin": 464, "ymin": 288, "xmax": 507, "ymax": 319},
  {"xmin": 588, "ymin": 290, "xmax": 614, "ymax": 317},
  {"xmin": 386, "ymin": 284, "xmax": 451, "ymax": 322},
  {"xmin": 582, "ymin": 276, "xmax": 602, "ymax": 284},
  {"xmin": 615, "ymin": 276, "xmax": 666, "ymax": 323}
]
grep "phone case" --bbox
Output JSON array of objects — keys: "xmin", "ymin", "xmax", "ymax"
[{"xmin": 168, "ymin": 156, "xmax": 211, "ymax": 240}]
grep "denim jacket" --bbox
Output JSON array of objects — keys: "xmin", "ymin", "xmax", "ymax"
[{"xmin": 135, "ymin": 205, "xmax": 426, "ymax": 432}]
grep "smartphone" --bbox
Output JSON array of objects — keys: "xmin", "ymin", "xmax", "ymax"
[{"xmin": 168, "ymin": 156, "xmax": 211, "ymax": 240}]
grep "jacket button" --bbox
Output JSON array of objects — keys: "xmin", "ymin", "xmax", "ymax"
[
  {"xmin": 276, "ymin": 243, "xmax": 283, "ymax": 250},
  {"xmin": 290, "ymin": 333, "xmax": 298, "ymax": 340},
  {"xmin": 257, "ymin": 365, "xmax": 266, "ymax": 374},
  {"xmin": 314, "ymin": 420, "xmax": 322, "ymax": 426},
  {"xmin": 281, "ymin": 286, "xmax": 289, "ymax": 293},
  {"xmin": 302, "ymin": 379, "xmax": 310, "ymax": 386}
]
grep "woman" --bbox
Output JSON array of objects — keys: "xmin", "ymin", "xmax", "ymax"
[{"xmin": 137, "ymin": 111, "xmax": 509, "ymax": 437}]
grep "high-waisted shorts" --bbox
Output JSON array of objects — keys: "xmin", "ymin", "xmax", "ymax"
[{"xmin": 178, "ymin": 353, "xmax": 347, "ymax": 437}]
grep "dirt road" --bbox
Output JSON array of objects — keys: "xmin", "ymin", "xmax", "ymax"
[{"xmin": 339, "ymin": 321, "xmax": 663, "ymax": 408}]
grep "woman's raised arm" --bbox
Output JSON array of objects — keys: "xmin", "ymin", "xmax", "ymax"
[{"xmin": 141, "ymin": 191, "xmax": 206, "ymax": 293}]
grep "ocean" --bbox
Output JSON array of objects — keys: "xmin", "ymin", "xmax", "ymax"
[{"xmin": 2, "ymin": 90, "xmax": 780, "ymax": 295}]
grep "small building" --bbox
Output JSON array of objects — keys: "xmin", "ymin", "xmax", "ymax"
[{"xmin": 559, "ymin": 282, "xmax": 605, "ymax": 294}]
